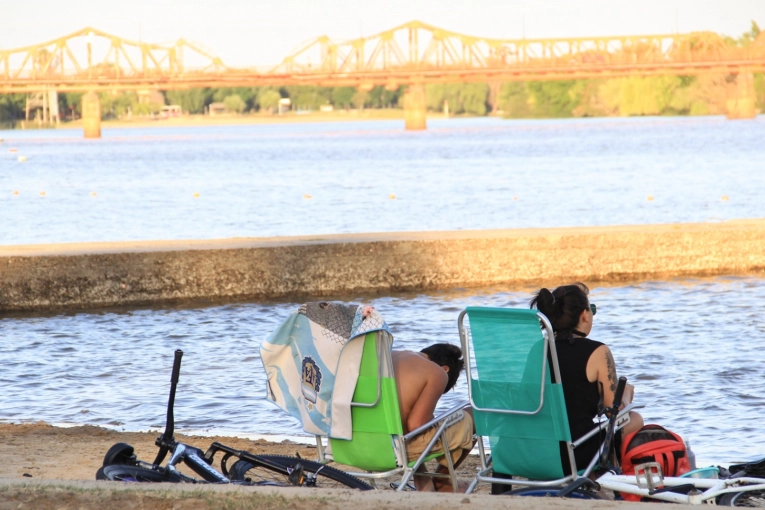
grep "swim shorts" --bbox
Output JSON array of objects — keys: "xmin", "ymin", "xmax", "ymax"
[{"xmin": 406, "ymin": 411, "xmax": 475, "ymax": 466}]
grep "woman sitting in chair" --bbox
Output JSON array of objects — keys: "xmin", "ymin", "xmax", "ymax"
[{"xmin": 530, "ymin": 282, "xmax": 644, "ymax": 473}]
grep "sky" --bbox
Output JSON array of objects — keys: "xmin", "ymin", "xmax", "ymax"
[{"xmin": 2, "ymin": 0, "xmax": 764, "ymax": 67}]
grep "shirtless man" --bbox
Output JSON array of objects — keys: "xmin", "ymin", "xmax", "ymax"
[{"xmin": 390, "ymin": 343, "xmax": 475, "ymax": 492}]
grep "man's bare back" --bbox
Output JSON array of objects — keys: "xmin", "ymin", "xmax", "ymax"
[{"xmin": 391, "ymin": 350, "xmax": 449, "ymax": 434}]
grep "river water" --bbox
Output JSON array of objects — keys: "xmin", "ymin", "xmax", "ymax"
[
  {"xmin": 1, "ymin": 116, "xmax": 764, "ymax": 467},
  {"xmin": 2, "ymin": 116, "xmax": 765, "ymax": 244}
]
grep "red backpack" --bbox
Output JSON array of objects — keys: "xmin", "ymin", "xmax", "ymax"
[{"xmin": 620, "ymin": 424, "xmax": 691, "ymax": 501}]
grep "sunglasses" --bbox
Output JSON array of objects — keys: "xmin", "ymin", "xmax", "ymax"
[{"xmin": 589, "ymin": 304, "xmax": 597, "ymax": 315}]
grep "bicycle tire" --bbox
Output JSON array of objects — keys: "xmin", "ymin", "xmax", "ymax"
[
  {"xmin": 228, "ymin": 455, "xmax": 372, "ymax": 490},
  {"xmin": 718, "ymin": 489, "xmax": 765, "ymax": 507},
  {"xmin": 102, "ymin": 442, "xmax": 136, "ymax": 467},
  {"xmin": 504, "ymin": 486, "xmax": 603, "ymax": 500},
  {"xmin": 100, "ymin": 464, "xmax": 183, "ymax": 483}
]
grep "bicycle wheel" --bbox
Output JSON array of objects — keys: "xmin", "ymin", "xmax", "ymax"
[
  {"xmin": 504, "ymin": 486, "xmax": 603, "ymax": 499},
  {"xmin": 228, "ymin": 455, "xmax": 372, "ymax": 490},
  {"xmin": 101, "ymin": 442, "xmax": 136, "ymax": 467},
  {"xmin": 99, "ymin": 465, "xmax": 183, "ymax": 483},
  {"xmin": 718, "ymin": 489, "xmax": 765, "ymax": 507}
]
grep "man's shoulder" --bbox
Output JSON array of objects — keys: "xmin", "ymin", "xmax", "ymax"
[{"xmin": 393, "ymin": 351, "xmax": 445, "ymax": 378}]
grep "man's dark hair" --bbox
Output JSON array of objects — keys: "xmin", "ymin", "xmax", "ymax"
[{"xmin": 420, "ymin": 343, "xmax": 464, "ymax": 393}]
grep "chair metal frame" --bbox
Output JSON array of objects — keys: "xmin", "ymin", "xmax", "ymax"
[
  {"xmin": 314, "ymin": 330, "xmax": 471, "ymax": 492},
  {"xmin": 457, "ymin": 307, "xmax": 639, "ymax": 493}
]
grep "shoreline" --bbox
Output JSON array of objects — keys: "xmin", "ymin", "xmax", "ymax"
[
  {"xmin": 1, "ymin": 110, "xmax": 741, "ymax": 133},
  {"xmin": 1, "ymin": 109, "xmax": 411, "ymax": 132}
]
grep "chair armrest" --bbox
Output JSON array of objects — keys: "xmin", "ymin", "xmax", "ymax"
[
  {"xmin": 402, "ymin": 401, "xmax": 470, "ymax": 441},
  {"xmin": 572, "ymin": 402, "xmax": 644, "ymax": 448}
]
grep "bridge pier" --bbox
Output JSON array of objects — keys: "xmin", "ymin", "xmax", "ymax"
[
  {"xmin": 82, "ymin": 92, "xmax": 101, "ymax": 138},
  {"xmin": 403, "ymin": 84, "xmax": 427, "ymax": 130},
  {"xmin": 726, "ymin": 72, "xmax": 757, "ymax": 119}
]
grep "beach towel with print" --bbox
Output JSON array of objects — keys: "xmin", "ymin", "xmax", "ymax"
[{"xmin": 260, "ymin": 302, "xmax": 389, "ymax": 440}]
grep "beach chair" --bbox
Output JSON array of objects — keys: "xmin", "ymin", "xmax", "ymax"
[
  {"xmin": 315, "ymin": 330, "xmax": 471, "ymax": 492},
  {"xmin": 457, "ymin": 307, "xmax": 639, "ymax": 494}
]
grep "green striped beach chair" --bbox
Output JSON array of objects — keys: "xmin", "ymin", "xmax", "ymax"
[
  {"xmin": 457, "ymin": 307, "xmax": 638, "ymax": 494},
  {"xmin": 315, "ymin": 330, "xmax": 470, "ymax": 492}
]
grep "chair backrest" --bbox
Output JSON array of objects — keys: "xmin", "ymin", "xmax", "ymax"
[
  {"xmin": 329, "ymin": 331, "xmax": 404, "ymax": 471},
  {"xmin": 460, "ymin": 307, "xmax": 573, "ymax": 480}
]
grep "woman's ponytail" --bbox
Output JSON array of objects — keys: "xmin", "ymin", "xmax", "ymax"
[
  {"xmin": 531, "ymin": 288, "xmax": 556, "ymax": 319},
  {"xmin": 530, "ymin": 283, "xmax": 590, "ymax": 342}
]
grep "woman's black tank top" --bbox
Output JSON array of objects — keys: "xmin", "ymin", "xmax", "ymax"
[{"xmin": 554, "ymin": 336, "xmax": 604, "ymax": 444}]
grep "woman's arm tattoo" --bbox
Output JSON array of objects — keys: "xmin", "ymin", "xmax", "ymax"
[{"xmin": 606, "ymin": 349, "xmax": 617, "ymax": 393}]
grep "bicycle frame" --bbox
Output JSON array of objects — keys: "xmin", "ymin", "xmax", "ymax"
[{"xmin": 596, "ymin": 471, "xmax": 765, "ymax": 505}]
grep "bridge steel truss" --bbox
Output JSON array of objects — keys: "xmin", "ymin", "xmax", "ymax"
[{"xmin": 2, "ymin": 20, "xmax": 765, "ymax": 93}]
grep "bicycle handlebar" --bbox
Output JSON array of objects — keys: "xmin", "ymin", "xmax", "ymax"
[
  {"xmin": 612, "ymin": 376, "xmax": 626, "ymax": 412},
  {"xmin": 171, "ymin": 349, "xmax": 183, "ymax": 385},
  {"xmin": 599, "ymin": 376, "xmax": 627, "ymax": 467},
  {"xmin": 154, "ymin": 349, "xmax": 183, "ymax": 466}
]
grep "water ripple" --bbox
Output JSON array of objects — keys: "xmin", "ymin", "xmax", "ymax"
[
  {"xmin": 2, "ymin": 117, "xmax": 765, "ymax": 245},
  {"xmin": 2, "ymin": 276, "xmax": 765, "ymax": 466}
]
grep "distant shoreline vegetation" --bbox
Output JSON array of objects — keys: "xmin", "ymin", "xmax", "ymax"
[{"xmin": 2, "ymin": 24, "xmax": 763, "ymax": 126}]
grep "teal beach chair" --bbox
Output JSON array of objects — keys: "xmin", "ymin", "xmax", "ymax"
[
  {"xmin": 457, "ymin": 307, "xmax": 639, "ymax": 493},
  {"xmin": 315, "ymin": 330, "xmax": 471, "ymax": 492}
]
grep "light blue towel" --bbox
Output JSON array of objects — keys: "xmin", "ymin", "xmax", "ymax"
[{"xmin": 261, "ymin": 302, "xmax": 390, "ymax": 439}]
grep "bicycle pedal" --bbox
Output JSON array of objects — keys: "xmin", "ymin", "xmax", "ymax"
[
  {"xmin": 288, "ymin": 464, "xmax": 306, "ymax": 486},
  {"xmin": 634, "ymin": 462, "xmax": 664, "ymax": 493}
]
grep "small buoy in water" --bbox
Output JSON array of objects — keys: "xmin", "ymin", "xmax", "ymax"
[
  {"xmin": 193, "ymin": 192, "xmax": 200, "ymax": 198},
  {"xmin": 647, "ymin": 195, "xmax": 654, "ymax": 201},
  {"xmin": 721, "ymin": 195, "xmax": 729, "ymax": 201},
  {"xmin": 17, "ymin": 155, "xmax": 26, "ymax": 162},
  {"xmin": 90, "ymin": 192, "xmax": 97, "ymax": 197},
  {"xmin": 513, "ymin": 196, "xmax": 518, "ymax": 201},
  {"xmin": 303, "ymin": 194, "xmax": 312, "ymax": 199},
  {"xmin": 389, "ymin": 194, "xmax": 396, "ymax": 200},
  {"xmin": 9, "ymin": 148, "xmax": 17, "ymax": 153},
  {"xmin": 40, "ymin": 191, "xmax": 46, "ymax": 197},
  {"xmin": 12, "ymin": 190, "xmax": 19, "ymax": 195}
]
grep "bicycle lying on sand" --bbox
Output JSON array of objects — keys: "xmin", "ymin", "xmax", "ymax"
[{"xmin": 96, "ymin": 350, "xmax": 372, "ymax": 490}]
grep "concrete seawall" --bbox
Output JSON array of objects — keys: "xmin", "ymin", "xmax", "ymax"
[{"xmin": 2, "ymin": 219, "xmax": 764, "ymax": 312}]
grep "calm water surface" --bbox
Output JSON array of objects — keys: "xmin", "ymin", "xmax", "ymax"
[
  {"xmin": 2, "ymin": 276, "xmax": 764, "ymax": 466},
  {"xmin": 1, "ymin": 116, "xmax": 764, "ymax": 244}
]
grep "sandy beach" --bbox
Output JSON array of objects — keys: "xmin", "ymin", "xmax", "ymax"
[{"xmin": 0, "ymin": 422, "xmax": 659, "ymax": 509}]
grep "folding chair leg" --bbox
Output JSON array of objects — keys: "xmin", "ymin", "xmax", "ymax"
[
  {"xmin": 440, "ymin": 432, "xmax": 459, "ymax": 492},
  {"xmin": 398, "ymin": 467, "xmax": 416, "ymax": 492}
]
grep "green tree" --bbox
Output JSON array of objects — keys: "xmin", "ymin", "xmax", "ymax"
[
  {"xmin": 426, "ymin": 83, "xmax": 488, "ymax": 115},
  {"xmin": 0, "ymin": 94, "xmax": 26, "ymax": 123},
  {"xmin": 498, "ymin": 82, "xmax": 532, "ymax": 118},
  {"xmin": 165, "ymin": 89, "xmax": 213, "ymax": 114},
  {"xmin": 257, "ymin": 89, "xmax": 281, "ymax": 113},
  {"xmin": 460, "ymin": 83, "xmax": 489, "ymax": 115},
  {"xmin": 332, "ymin": 87, "xmax": 355, "ymax": 108},
  {"xmin": 351, "ymin": 90, "xmax": 369, "ymax": 109},
  {"xmin": 223, "ymin": 94, "xmax": 246, "ymax": 113},
  {"xmin": 525, "ymin": 80, "xmax": 582, "ymax": 117},
  {"xmin": 375, "ymin": 85, "xmax": 404, "ymax": 108},
  {"xmin": 213, "ymin": 87, "xmax": 256, "ymax": 110},
  {"xmin": 283, "ymin": 86, "xmax": 332, "ymax": 110},
  {"xmin": 99, "ymin": 91, "xmax": 137, "ymax": 119},
  {"xmin": 59, "ymin": 92, "xmax": 84, "ymax": 119}
]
